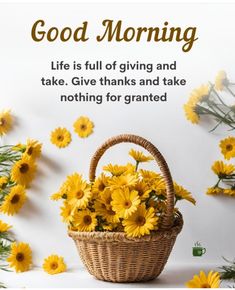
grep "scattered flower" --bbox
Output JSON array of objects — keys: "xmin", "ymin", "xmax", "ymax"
[
  {"xmin": 43, "ymin": 255, "xmax": 66, "ymax": 275},
  {"xmin": 212, "ymin": 160, "xmax": 235, "ymax": 177},
  {"xmin": 73, "ymin": 116, "xmax": 94, "ymax": 138},
  {"xmin": 0, "ymin": 220, "xmax": 12, "ymax": 232},
  {"xmin": 185, "ymin": 270, "xmax": 220, "ymax": 288},
  {"xmin": 0, "ymin": 110, "xmax": 12, "ymax": 136},
  {"xmin": 220, "ymin": 137, "xmax": 235, "ymax": 160},
  {"xmin": 11, "ymin": 156, "xmax": 36, "ymax": 186},
  {"xmin": 7, "ymin": 242, "xmax": 32, "ymax": 273},
  {"xmin": 0, "ymin": 185, "xmax": 26, "ymax": 215},
  {"xmin": 24, "ymin": 139, "xmax": 42, "ymax": 159},
  {"xmin": 50, "ymin": 127, "xmax": 71, "ymax": 148}
]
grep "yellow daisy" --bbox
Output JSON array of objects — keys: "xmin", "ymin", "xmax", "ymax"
[
  {"xmin": 185, "ymin": 270, "xmax": 220, "ymax": 288},
  {"xmin": 94, "ymin": 201, "xmax": 120, "ymax": 224},
  {"xmin": 183, "ymin": 101, "xmax": 200, "ymax": 124},
  {"xmin": 123, "ymin": 204, "xmax": 158, "ymax": 238},
  {"xmin": 66, "ymin": 173, "xmax": 92, "ymax": 209},
  {"xmin": 0, "ymin": 185, "xmax": 26, "ymax": 215},
  {"xmin": 73, "ymin": 116, "xmax": 94, "ymax": 138},
  {"xmin": 12, "ymin": 143, "xmax": 25, "ymax": 152},
  {"xmin": 215, "ymin": 70, "xmax": 228, "ymax": 91},
  {"xmin": 108, "ymin": 173, "xmax": 138, "ymax": 189},
  {"xmin": 50, "ymin": 127, "xmax": 71, "ymax": 148},
  {"xmin": 92, "ymin": 173, "xmax": 110, "ymax": 198},
  {"xmin": 124, "ymin": 163, "xmax": 136, "ymax": 175},
  {"xmin": 191, "ymin": 84, "xmax": 210, "ymax": 103},
  {"xmin": 220, "ymin": 137, "xmax": 235, "ymax": 160},
  {"xmin": 111, "ymin": 188, "xmax": 140, "ymax": 219},
  {"xmin": 211, "ymin": 160, "xmax": 235, "ymax": 177},
  {"xmin": 0, "ymin": 220, "xmax": 12, "ymax": 232},
  {"xmin": 103, "ymin": 164, "xmax": 127, "ymax": 176},
  {"xmin": 0, "ymin": 176, "xmax": 8, "ymax": 190},
  {"xmin": 97, "ymin": 188, "xmax": 113, "ymax": 209},
  {"xmin": 174, "ymin": 183, "xmax": 196, "ymax": 205},
  {"xmin": 7, "ymin": 242, "xmax": 32, "ymax": 273},
  {"xmin": 43, "ymin": 255, "xmax": 67, "ymax": 275},
  {"xmin": 206, "ymin": 187, "xmax": 223, "ymax": 195},
  {"xmin": 60, "ymin": 202, "xmax": 73, "ymax": 223},
  {"xmin": 129, "ymin": 149, "xmax": 154, "ymax": 163},
  {"xmin": 11, "ymin": 156, "xmax": 36, "ymax": 186},
  {"xmin": 72, "ymin": 209, "xmax": 97, "ymax": 232},
  {"xmin": 51, "ymin": 180, "xmax": 69, "ymax": 201},
  {"xmin": 0, "ymin": 110, "xmax": 12, "ymax": 136},
  {"xmin": 134, "ymin": 180, "xmax": 152, "ymax": 200},
  {"xmin": 23, "ymin": 139, "xmax": 42, "ymax": 159},
  {"xmin": 224, "ymin": 188, "xmax": 235, "ymax": 196},
  {"xmin": 152, "ymin": 179, "xmax": 166, "ymax": 196},
  {"xmin": 139, "ymin": 169, "xmax": 162, "ymax": 186}
]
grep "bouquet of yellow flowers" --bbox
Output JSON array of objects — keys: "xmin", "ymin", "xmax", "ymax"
[
  {"xmin": 52, "ymin": 148, "xmax": 195, "ymax": 238},
  {"xmin": 184, "ymin": 71, "xmax": 235, "ymax": 132},
  {"xmin": 207, "ymin": 136, "xmax": 235, "ymax": 196},
  {"xmin": 0, "ymin": 139, "xmax": 42, "ymax": 215}
]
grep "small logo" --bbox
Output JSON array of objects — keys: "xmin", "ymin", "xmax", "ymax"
[{"xmin": 192, "ymin": 241, "xmax": 206, "ymax": 257}]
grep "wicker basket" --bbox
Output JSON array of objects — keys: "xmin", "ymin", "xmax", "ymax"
[{"xmin": 68, "ymin": 134, "xmax": 183, "ymax": 283}]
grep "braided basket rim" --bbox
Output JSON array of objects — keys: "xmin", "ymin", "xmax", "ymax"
[{"xmin": 68, "ymin": 211, "xmax": 183, "ymax": 243}]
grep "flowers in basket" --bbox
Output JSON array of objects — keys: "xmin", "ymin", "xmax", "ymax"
[
  {"xmin": 52, "ymin": 149, "xmax": 195, "ymax": 238},
  {"xmin": 0, "ymin": 139, "xmax": 42, "ymax": 215},
  {"xmin": 207, "ymin": 136, "xmax": 235, "ymax": 196},
  {"xmin": 184, "ymin": 71, "xmax": 235, "ymax": 131}
]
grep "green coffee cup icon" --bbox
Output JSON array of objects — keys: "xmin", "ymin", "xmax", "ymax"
[{"xmin": 193, "ymin": 241, "xmax": 206, "ymax": 257}]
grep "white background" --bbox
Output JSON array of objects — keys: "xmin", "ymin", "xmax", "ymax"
[{"xmin": 0, "ymin": 1, "xmax": 235, "ymax": 287}]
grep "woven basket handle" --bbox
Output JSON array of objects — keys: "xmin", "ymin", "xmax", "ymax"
[{"xmin": 89, "ymin": 134, "xmax": 174, "ymax": 229}]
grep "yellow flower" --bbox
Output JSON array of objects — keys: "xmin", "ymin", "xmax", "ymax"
[
  {"xmin": 0, "ymin": 220, "xmax": 12, "ymax": 232},
  {"xmin": 111, "ymin": 188, "xmax": 140, "ymax": 219},
  {"xmin": 7, "ymin": 242, "xmax": 32, "ymax": 273},
  {"xmin": 12, "ymin": 143, "xmax": 25, "ymax": 152},
  {"xmin": 66, "ymin": 173, "xmax": 92, "ymax": 209},
  {"xmin": 43, "ymin": 255, "xmax": 66, "ymax": 275},
  {"xmin": 51, "ymin": 192, "xmax": 63, "ymax": 201},
  {"xmin": 223, "ymin": 188, "xmax": 235, "ymax": 196},
  {"xmin": 134, "ymin": 180, "xmax": 152, "ymax": 200},
  {"xmin": 123, "ymin": 204, "xmax": 158, "ymax": 238},
  {"xmin": 220, "ymin": 137, "xmax": 235, "ymax": 160},
  {"xmin": 211, "ymin": 160, "xmax": 235, "ymax": 177},
  {"xmin": 191, "ymin": 84, "xmax": 210, "ymax": 103},
  {"xmin": 0, "ymin": 185, "xmax": 26, "ymax": 215},
  {"xmin": 94, "ymin": 201, "xmax": 120, "ymax": 224},
  {"xmin": 0, "ymin": 176, "xmax": 8, "ymax": 190},
  {"xmin": 108, "ymin": 173, "xmax": 138, "ymax": 189},
  {"xmin": 60, "ymin": 202, "xmax": 73, "ymax": 223},
  {"xmin": 152, "ymin": 179, "xmax": 166, "ymax": 196},
  {"xmin": 206, "ymin": 187, "xmax": 222, "ymax": 195},
  {"xmin": 185, "ymin": 270, "xmax": 220, "ymax": 288},
  {"xmin": 11, "ymin": 156, "xmax": 36, "ymax": 186},
  {"xmin": 73, "ymin": 116, "xmax": 94, "ymax": 138},
  {"xmin": 174, "ymin": 183, "xmax": 196, "ymax": 205},
  {"xmin": 215, "ymin": 70, "xmax": 228, "ymax": 91},
  {"xmin": 129, "ymin": 149, "xmax": 154, "ymax": 163},
  {"xmin": 92, "ymin": 174, "xmax": 110, "ymax": 197},
  {"xmin": 183, "ymin": 101, "xmax": 200, "ymax": 124},
  {"xmin": 103, "ymin": 164, "xmax": 127, "ymax": 176},
  {"xmin": 124, "ymin": 163, "xmax": 136, "ymax": 175},
  {"xmin": 97, "ymin": 188, "xmax": 113, "ymax": 209},
  {"xmin": 23, "ymin": 139, "xmax": 42, "ymax": 159},
  {"xmin": 72, "ymin": 209, "xmax": 97, "ymax": 232},
  {"xmin": 0, "ymin": 110, "xmax": 12, "ymax": 136},
  {"xmin": 51, "ymin": 181, "xmax": 69, "ymax": 201},
  {"xmin": 50, "ymin": 127, "xmax": 71, "ymax": 148}
]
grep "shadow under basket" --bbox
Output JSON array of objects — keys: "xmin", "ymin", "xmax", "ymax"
[
  {"xmin": 68, "ymin": 134, "xmax": 184, "ymax": 283},
  {"xmin": 68, "ymin": 213, "xmax": 183, "ymax": 283}
]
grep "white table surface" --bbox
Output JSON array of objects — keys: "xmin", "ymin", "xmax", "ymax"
[{"xmin": 1, "ymin": 263, "xmax": 233, "ymax": 288}]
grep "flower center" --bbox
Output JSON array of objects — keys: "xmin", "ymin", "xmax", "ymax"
[
  {"xmin": 20, "ymin": 163, "xmax": 29, "ymax": 174},
  {"xmin": 124, "ymin": 200, "xmax": 132, "ymax": 208},
  {"xmin": 83, "ymin": 215, "xmax": 92, "ymax": 225},
  {"xmin": 80, "ymin": 124, "xmax": 87, "ymax": 131},
  {"xmin": 76, "ymin": 190, "xmax": 84, "ymax": 199},
  {"xmin": 226, "ymin": 144, "xmax": 233, "ymax": 151},
  {"xmin": 201, "ymin": 283, "xmax": 211, "ymax": 288},
  {"xmin": 57, "ymin": 135, "xmax": 64, "ymax": 141},
  {"xmin": 51, "ymin": 262, "xmax": 58, "ymax": 270},
  {"xmin": 11, "ymin": 194, "xmax": 20, "ymax": 204},
  {"xmin": 0, "ymin": 118, "xmax": 5, "ymax": 126},
  {"xmin": 98, "ymin": 183, "xmax": 105, "ymax": 191},
  {"xmin": 27, "ymin": 147, "xmax": 33, "ymax": 155},
  {"xmin": 138, "ymin": 190, "xmax": 144, "ymax": 196},
  {"xmin": 107, "ymin": 209, "xmax": 116, "ymax": 216},
  {"xmin": 16, "ymin": 253, "xmax": 24, "ymax": 262},
  {"xmin": 135, "ymin": 215, "xmax": 146, "ymax": 226}
]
